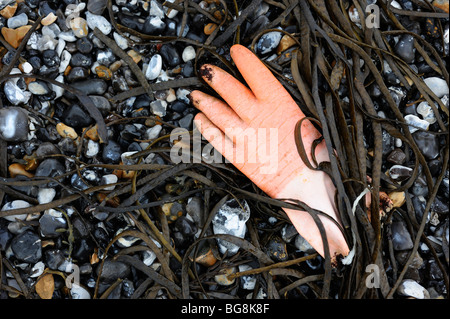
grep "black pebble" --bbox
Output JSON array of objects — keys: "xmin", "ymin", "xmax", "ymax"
[
  {"xmin": 102, "ymin": 140, "xmax": 122, "ymax": 164},
  {"xmin": 66, "ymin": 66, "xmax": 90, "ymax": 82},
  {"xmin": 62, "ymin": 104, "xmax": 94, "ymax": 128},
  {"xmin": 159, "ymin": 44, "xmax": 181, "ymax": 67},
  {"xmin": 70, "ymin": 52, "xmax": 93, "ymax": 68},
  {"xmin": 42, "ymin": 49, "xmax": 60, "ymax": 67},
  {"xmin": 76, "ymin": 37, "xmax": 94, "ymax": 54},
  {"xmin": 11, "ymin": 231, "xmax": 42, "ymax": 264}
]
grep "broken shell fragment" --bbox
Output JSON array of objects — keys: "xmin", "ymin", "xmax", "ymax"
[
  {"xmin": 8, "ymin": 163, "xmax": 34, "ymax": 178},
  {"xmin": 214, "ymin": 266, "xmax": 237, "ymax": 286},
  {"xmin": 389, "ymin": 191, "xmax": 406, "ymax": 208}
]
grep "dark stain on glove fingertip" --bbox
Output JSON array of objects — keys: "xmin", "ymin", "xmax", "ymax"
[{"xmin": 199, "ymin": 65, "xmax": 214, "ymax": 82}]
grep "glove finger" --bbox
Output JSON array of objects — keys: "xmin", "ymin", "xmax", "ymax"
[
  {"xmin": 193, "ymin": 113, "xmax": 242, "ymax": 169},
  {"xmin": 231, "ymin": 44, "xmax": 292, "ymax": 104},
  {"xmin": 190, "ymin": 90, "xmax": 248, "ymax": 134},
  {"xmin": 199, "ymin": 64, "xmax": 258, "ymax": 124}
]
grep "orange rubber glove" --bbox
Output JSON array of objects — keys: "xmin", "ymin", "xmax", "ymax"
[{"xmin": 190, "ymin": 44, "xmax": 349, "ymax": 262}]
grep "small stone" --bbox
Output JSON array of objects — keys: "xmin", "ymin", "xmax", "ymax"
[
  {"xmin": 109, "ymin": 60, "xmax": 123, "ymax": 72},
  {"xmin": 66, "ymin": 79, "xmax": 108, "ymax": 97},
  {"xmin": 71, "ymin": 52, "xmax": 93, "ymax": 68},
  {"xmin": 255, "ymin": 30, "xmax": 283, "ymax": 55},
  {"xmin": 281, "ymin": 224, "xmax": 298, "ymax": 243},
  {"xmin": 19, "ymin": 61, "xmax": 33, "ymax": 74},
  {"xmin": 87, "ymin": 0, "xmax": 107, "ymax": 15},
  {"xmin": 387, "ymin": 148, "xmax": 406, "ymax": 165},
  {"xmin": 11, "ymin": 231, "xmax": 42, "ymax": 263},
  {"xmin": 176, "ymin": 21, "xmax": 189, "ymax": 37},
  {"xmin": 96, "ymin": 49, "xmax": 116, "ymax": 66},
  {"xmin": 404, "ymin": 114, "xmax": 430, "ymax": 133},
  {"xmin": 394, "ymin": 34, "xmax": 415, "ymax": 63},
  {"xmin": 70, "ymin": 283, "xmax": 91, "ymax": 299},
  {"xmin": 7, "ymin": 12, "xmax": 28, "ymax": 29},
  {"xmin": 4, "ymin": 77, "xmax": 32, "ymax": 105},
  {"xmin": 96, "ymin": 259, "xmax": 130, "ymax": 284},
  {"xmin": 30, "ymin": 261, "xmax": 45, "ymax": 278},
  {"xmin": 58, "ymin": 31, "xmax": 77, "ymax": 42},
  {"xmin": 113, "ymin": 32, "xmax": 128, "ymax": 50},
  {"xmin": 248, "ymin": 2, "xmax": 269, "ymax": 21},
  {"xmin": 212, "ymin": 198, "xmax": 250, "ymax": 256},
  {"xmin": 145, "ymin": 124, "xmax": 162, "ymax": 141},
  {"xmin": 149, "ymin": 0, "xmax": 165, "ymax": 19},
  {"xmin": 176, "ymin": 88, "xmax": 190, "ymax": 103},
  {"xmin": 39, "ymin": 209, "xmax": 67, "ymax": 238},
  {"xmin": 416, "ymin": 101, "xmax": 437, "ymax": 124},
  {"xmin": 391, "ymin": 218, "xmax": 413, "ymax": 250},
  {"xmin": 120, "ymin": 124, "xmax": 141, "ymax": 141},
  {"xmin": 118, "ymin": 12, "xmax": 144, "ymax": 31},
  {"xmin": 142, "ymin": 15, "xmax": 165, "ymax": 35},
  {"xmin": 100, "ymin": 174, "xmax": 118, "ymax": 191},
  {"xmin": 175, "ymin": 216, "xmax": 198, "ymax": 237},
  {"xmin": 44, "ymin": 249, "xmax": 65, "ymax": 270},
  {"xmin": 159, "ymin": 44, "xmax": 180, "ymax": 67},
  {"xmin": 1, "ymin": 200, "xmax": 31, "ymax": 222},
  {"xmin": 164, "ymin": 0, "xmax": 178, "ymax": 18},
  {"xmin": 37, "ymin": 188, "xmax": 56, "ymax": 204},
  {"xmin": 35, "ymin": 157, "xmax": 65, "ymax": 177},
  {"xmin": 397, "ymin": 279, "xmax": 430, "ymax": 299},
  {"xmin": 412, "ymin": 131, "xmax": 440, "ymax": 160},
  {"xmin": 59, "ymin": 50, "xmax": 71, "ymax": 73},
  {"xmin": 431, "ymin": 196, "xmax": 449, "ymax": 215},
  {"xmin": 127, "ymin": 49, "xmax": 142, "ymax": 64},
  {"xmin": 150, "ymin": 99, "xmax": 167, "ymax": 117},
  {"xmin": 182, "ymin": 46, "xmax": 196, "ymax": 62},
  {"xmin": 0, "ymin": 107, "xmax": 29, "ymax": 142},
  {"xmin": 432, "ymin": 0, "xmax": 449, "ymax": 13},
  {"xmin": 0, "ymin": 2, "xmax": 16, "ymax": 18},
  {"xmin": 295, "ymin": 234, "xmax": 316, "ymax": 254},
  {"xmin": 89, "ymin": 95, "xmax": 112, "ymax": 116},
  {"xmin": 67, "ymin": 66, "xmax": 90, "ymax": 82},
  {"xmin": 70, "ymin": 17, "xmax": 88, "ymax": 38},
  {"xmin": 85, "ymin": 139, "xmax": 99, "ymax": 158},
  {"xmin": 41, "ymin": 12, "xmax": 58, "ymax": 26},
  {"xmin": 189, "ymin": 241, "xmax": 217, "ymax": 267},
  {"xmin": 238, "ymin": 264, "xmax": 256, "ymax": 290},
  {"xmin": 145, "ymin": 54, "xmax": 162, "ymax": 80},
  {"xmin": 178, "ymin": 113, "xmax": 194, "ymax": 130},
  {"xmin": 71, "ymin": 173, "xmax": 90, "ymax": 190},
  {"xmin": 95, "ymin": 65, "xmax": 112, "ymax": 80},
  {"xmin": 161, "ymin": 202, "xmax": 184, "ymax": 222},
  {"xmin": 38, "ymin": 1, "xmax": 57, "ymax": 16},
  {"xmin": 389, "ymin": 165, "xmax": 413, "ymax": 182},
  {"xmin": 85, "ymin": 11, "xmax": 112, "ymax": 35},
  {"xmin": 115, "ymin": 228, "xmax": 141, "ymax": 248},
  {"xmin": 42, "ymin": 49, "xmax": 60, "ymax": 68},
  {"xmin": 423, "ymin": 77, "xmax": 449, "ymax": 98},
  {"xmin": 28, "ymin": 81, "xmax": 51, "ymax": 95},
  {"xmin": 276, "ymin": 34, "xmax": 297, "ymax": 54},
  {"xmin": 142, "ymin": 250, "xmax": 157, "ymax": 266},
  {"xmin": 266, "ymin": 236, "xmax": 288, "ymax": 262},
  {"xmin": 204, "ymin": 22, "xmax": 217, "ymax": 35},
  {"xmin": 76, "ymin": 37, "xmax": 94, "ymax": 54},
  {"xmin": 1, "ymin": 25, "xmax": 32, "ymax": 49},
  {"xmin": 102, "ymin": 140, "xmax": 122, "ymax": 164},
  {"xmin": 56, "ymin": 122, "xmax": 78, "ymax": 139},
  {"xmin": 171, "ymin": 100, "xmax": 187, "ymax": 113}
]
